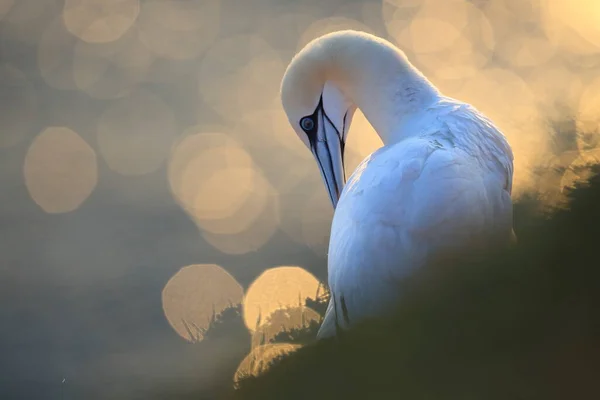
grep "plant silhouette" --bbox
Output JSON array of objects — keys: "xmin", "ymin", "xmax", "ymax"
[{"xmin": 227, "ymin": 165, "xmax": 600, "ymax": 400}]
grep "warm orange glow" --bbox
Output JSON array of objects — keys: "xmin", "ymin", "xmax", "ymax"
[
  {"xmin": 344, "ymin": 109, "xmax": 383, "ymax": 176},
  {"xmin": 453, "ymin": 68, "xmax": 549, "ymax": 196},
  {"xmin": 251, "ymin": 306, "xmax": 321, "ymax": 349},
  {"xmin": 577, "ymin": 76, "xmax": 600, "ymax": 152},
  {"xmin": 162, "ymin": 264, "xmax": 243, "ymax": 343},
  {"xmin": 541, "ymin": 0, "xmax": 600, "ymax": 55},
  {"xmin": 560, "ymin": 149, "xmax": 600, "ymax": 193},
  {"xmin": 168, "ymin": 130, "xmax": 280, "ymax": 254},
  {"xmin": 297, "ymin": 16, "xmax": 374, "ymax": 50},
  {"xmin": 234, "ymin": 343, "xmax": 301, "ymax": 385},
  {"xmin": 243, "ymin": 266, "xmax": 321, "ymax": 332}
]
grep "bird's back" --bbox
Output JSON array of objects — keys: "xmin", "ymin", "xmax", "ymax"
[{"xmin": 318, "ymin": 99, "xmax": 514, "ymax": 338}]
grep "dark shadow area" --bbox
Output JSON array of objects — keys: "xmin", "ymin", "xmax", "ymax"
[{"xmin": 226, "ymin": 165, "xmax": 600, "ymax": 400}]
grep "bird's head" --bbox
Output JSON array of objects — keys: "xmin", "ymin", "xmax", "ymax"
[
  {"xmin": 281, "ymin": 32, "xmax": 360, "ymax": 208},
  {"xmin": 281, "ymin": 30, "xmax": 439, "ymax": 208}
]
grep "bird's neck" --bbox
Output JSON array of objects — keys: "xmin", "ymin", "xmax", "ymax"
[{"xmin": 329, "ymin": 46, "xmax": 440, "ymax": 146}]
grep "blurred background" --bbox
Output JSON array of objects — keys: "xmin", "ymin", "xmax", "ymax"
[{"xmin": 0, "ymin": 0, "xmax": 599, "ymax": 398}]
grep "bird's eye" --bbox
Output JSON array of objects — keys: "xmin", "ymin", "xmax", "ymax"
[{"xmin": 300, "ymin": 117, "xmax": 315, "ymax": 132}]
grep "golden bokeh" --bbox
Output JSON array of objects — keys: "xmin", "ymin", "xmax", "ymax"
[
  {"xmin": 235, "ymin": 103, "xmax": 313, "ymax": 196},
  {"xmin": 297, "ymin": 16, "xmax": 374, "ymax": 50},
  {"xmin": 169, "ymin": 133, "xmax": 255, "ymax": 223},
  {"xmin": 161, "ymin": 264, "xmax": 244, "ymax": 343},
  {"xmin": 541, "ymin": 0, "xmax": 600, "ymax": 56},
  {"xmin": 0, "ymin": 64, "xmax": 37, "ymax": 148},
  {"xmin": 190, "ymin": 166, "xmax": 256, "ymax": 225},
  {"xmin": 234, "ymin": 343, "xmax": 301, "ymax": 386},
  {"xmin": 24, "ymin": 127, "xmax": 97, "ymax": 214},
  {"xmin": 251, "ymin": 306, "xmax": 321, "ymax": 349},
  {"xmin": 382, "ymin": 0, "xmax": 428, "ymax": 49},
  {"xmin": 137, "ymin": 0, "xmax": 220, "ymax": 60},
  {"xmin": 169, "ymin": 130, "xmax": 252, "ymax": 215},
  {"xmin": 96, "ymin": 89, "xmax": 175, "ymax": 175},
  {"xmin": 453, "ymin": 67, "xmax": 549, "ymax": 196},
  {"xmin": 482, "ymin": 0, "xmax": 540, "ymax": 42},
  {"xmin": 534, "ymin": 150, "xmax": 581, "ymax": 206},
  {"xmin": 577, "ymin": 75, "xmax": 600, "ymax": 152},
  {"xmin": 496, "ymin": 33, "xmax": 556, "ymax": 69},
  {"xmin": 386, "ymin": 0, "xmax": 495, "ymax": 88},
  {"xmin": 198, "ymin": 34, "xmax": 285, "ymax": 122},
  {"xmin": 200, "ymin": 185, "xmax": 279, "ymax": 255},
  {"xmin": 243, "ymin": 266, "xmax": 321, "ymax": 332},
  {"xmin": 560, "ymin": 148, "xmax": 600, "ymax": 193},
  {"xmin": 62, "ymin": 0, "xmax": 139, "ymax": 44},
  {"xmin": 169, "ymin": 130, "xmax": 281, "ymax": 254},
  {"xmin": 408, "ymin": 0, "xmax": 471, "ymax": 54}
]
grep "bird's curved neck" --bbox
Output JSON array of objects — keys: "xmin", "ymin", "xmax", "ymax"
[{"xmin": 327, "ymin": 46, "xmax": 440, "ymax": 145}]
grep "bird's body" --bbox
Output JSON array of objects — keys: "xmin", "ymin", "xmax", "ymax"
[
  {"xmin": 320, "ymin": 98, "xmax": 514, "ymax": 337},
  {"xmin": 280, "ymin": 30, "xmax": 514, "ymax": 338}
]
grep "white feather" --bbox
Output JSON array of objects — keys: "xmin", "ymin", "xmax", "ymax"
[
  {"xmin": 320, "ymin": 98, "xmax": 514, "ymax": 337},
  {"xmin": 279, "ymin": 30, "xmax": 514, "ymax": 339}
]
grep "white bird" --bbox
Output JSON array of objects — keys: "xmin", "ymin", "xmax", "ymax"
[{"xmin": 280, "ymin": 30, "xmax": 515, "ymax": 338}]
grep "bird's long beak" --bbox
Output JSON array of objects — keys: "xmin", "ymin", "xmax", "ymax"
[{"xmin": 311, "ymin": 110, "xmax": 346, "ymax": 208}]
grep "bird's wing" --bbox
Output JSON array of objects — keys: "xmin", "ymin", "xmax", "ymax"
[{"xmin": 325, "ymin": 134, "xmax": 513, "ymax": 331}]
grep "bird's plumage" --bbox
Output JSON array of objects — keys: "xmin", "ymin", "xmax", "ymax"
[
  {"xmin": 320, "ymin": 98, "xmax": 514, "ymax": 336},
  {"xmin": 279, "ymin": 30, "xmax": 514, "ymax": 339}
]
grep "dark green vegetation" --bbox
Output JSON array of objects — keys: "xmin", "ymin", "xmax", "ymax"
[{"xmin": 225, "ymin": 166, "xmax": 600, "ymax": 400}]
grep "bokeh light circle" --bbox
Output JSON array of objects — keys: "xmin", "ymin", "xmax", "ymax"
[
  {"xmin": 541, "ymin": 0, "xmax": 600, "ymax": 56},
  {"xmin": 62, "ymin": 0, "xmax": 140, "ymax": 44},
  {"xmin": 169, "ymin": 130, "xmax": 281, "ymax": 254},
  {"xmin": 162, "ymin": 264, "xmax": 244, "ymax": 343},
  {"xmin": 24, "ymin": 127, "xmax": 97, "ymax": 213},
  {"xmin": 243, "ymin": 266, "xmax": 321, "ymax": 332}
]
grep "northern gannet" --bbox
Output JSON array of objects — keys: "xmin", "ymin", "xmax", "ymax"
[{"xmin": 280, "ymin": 30, "xmax": 515, "ymax": 338}]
